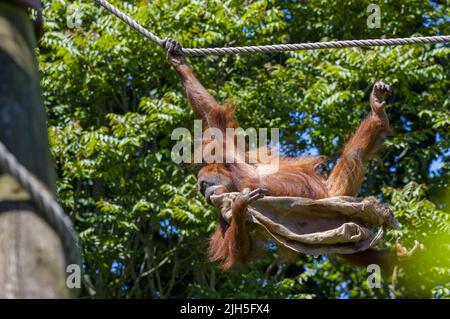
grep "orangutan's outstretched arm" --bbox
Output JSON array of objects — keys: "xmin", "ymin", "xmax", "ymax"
[{"xmin": 166, "ymin": 39, "xmax": 232, "ymax": 130}]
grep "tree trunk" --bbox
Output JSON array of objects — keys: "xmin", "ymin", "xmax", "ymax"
[{"xmin": 0, "ymin": 2, "xmax": 68, "ymax": 298}]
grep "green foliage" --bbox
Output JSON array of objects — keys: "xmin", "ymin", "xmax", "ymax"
[
  {"xmin": 383, "ymin": 183, "xmax": 450, "ymax": 298},
  {"xmin": 39, "ymin": 0, "xmax": 449, "ymax": 298}
]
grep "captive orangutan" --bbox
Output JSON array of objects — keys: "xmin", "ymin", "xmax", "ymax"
[{"xmin": 166, "ymin": 39, "xmax": 396, "ymax": 272}]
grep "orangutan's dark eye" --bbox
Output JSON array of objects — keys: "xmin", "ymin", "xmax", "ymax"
[{"xmin": 199, "ymin": 181, "xmax": 208, "ymax": 195}]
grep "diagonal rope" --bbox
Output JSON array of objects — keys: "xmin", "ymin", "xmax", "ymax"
[
  {"xmin": 0, "ymin": 141, "xmax": 82, "ymax": 268},
  {"xmin": 94, "ymin": 0, "xmax": 165, "ymax": 47},
  {"xmin": 94, "ymin": 0, "xmax": 450, "ymax": 56}
]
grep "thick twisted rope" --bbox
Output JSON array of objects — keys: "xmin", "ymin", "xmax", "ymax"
[
  {"xmin": 0, "ymin": 141, "xmax": 81, "ymax": 267},
  {"xmin": 94, "ymin": 0, "xmax": 450, "ymax": 56},
  {"xmin": 181, "ymin": 36, "xmax": 450, "ymax": 56},
  {"xmin": 94, "ymin": 0, "xmax": 165, "ymax": 47}
]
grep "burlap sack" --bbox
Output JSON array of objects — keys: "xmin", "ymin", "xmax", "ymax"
[{"xmin": 210, "ymin": 194, "xmax": 398, "ymax": 255}]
